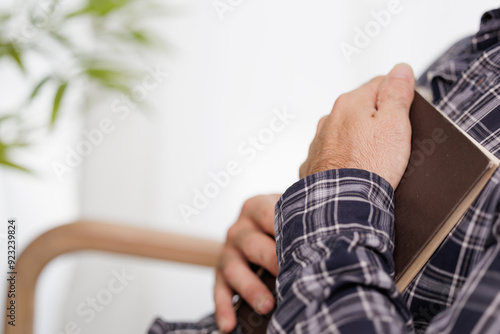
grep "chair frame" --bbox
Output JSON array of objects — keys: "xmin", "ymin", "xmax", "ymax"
[{"xmin": 4, "ymin": 221, "xmax": 223, "ymax": 334}]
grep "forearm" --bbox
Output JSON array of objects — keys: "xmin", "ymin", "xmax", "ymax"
[{"xmin": 270, "ymin": 169, "xmax": 413, "ymax": 333}]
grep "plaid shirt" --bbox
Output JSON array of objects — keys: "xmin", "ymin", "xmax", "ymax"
[{"xmin": 149, "ymin": 8, "xmax": 500, "ymax": 334}]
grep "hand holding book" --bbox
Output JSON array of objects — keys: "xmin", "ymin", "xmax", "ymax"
[
  {"xmin": 220, "ymin": 64, "xmax": 416, "ymax": 333},
  {"xmin": 222, "ymin": 64, "xmax": 499, "ymax": 333},
  {"xmin": 299, "ymin": 64, "xmax": 416, "ymax": 189}
]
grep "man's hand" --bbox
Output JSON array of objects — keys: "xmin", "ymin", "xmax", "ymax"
[
  {"xmin": 300, "ymin": 64, "xmax": 415, "ymax": 189},
  {"xmin": 214, "ymin": 194, "xmax": 280, "ymax": 333}
]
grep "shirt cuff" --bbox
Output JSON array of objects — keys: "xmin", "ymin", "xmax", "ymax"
[{"xmin": 275, "ymin": 168, "xmax": 395, "ymax": 271}]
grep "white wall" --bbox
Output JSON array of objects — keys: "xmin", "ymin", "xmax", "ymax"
[{"xmin": 2, "ymin": 0, "xmax": 499, "ymax": 333}]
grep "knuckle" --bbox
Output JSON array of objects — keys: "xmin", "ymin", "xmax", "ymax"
[
  {"xmin": 333, "ymin": 93, "xmax": 353, "ymax": 113},
  {"xmin": 316, "ymin": 115, "xmax": 328, "ymax": 132},
  {"xmin": 243, "ymin": 235, "xmax": 273, "ymax": 268},
  {"xmin": 241, "ymin": 197, "xmax": 254, "ymax": 215},
  {"xmin": 242, "ymin": 235, "xmax": 258, "ymax": 260},
  {"xmin": 222, "ymin": 262, "xmax": 238, "ymax": 282},
  {"xmin": 226, "ymin": 224, "xmax": 239, "ymax": 242},
  {"xmin": 257, "ymin": 205, "xmax": 275, "ymax": 226},
  {"xmin": 259, "ymin": 249, "xmax": 274, "ymax": 269},
  {"xmin": 335, "ymin": 93, "xmax": 350, "ymax": 106}
]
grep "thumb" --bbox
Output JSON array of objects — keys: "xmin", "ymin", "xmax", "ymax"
[{"xmin": 377, "ymin": 63, "xmax": 415, "ymax": 118}]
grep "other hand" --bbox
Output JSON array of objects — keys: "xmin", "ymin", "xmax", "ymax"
[{"xmin": 214, "ymin": 194, "xmax": 280, "ymax": 332}]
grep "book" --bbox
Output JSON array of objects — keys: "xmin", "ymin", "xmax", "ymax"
[
  {"xmin": 394, "ymin": 90, "xmax": 499, "ymax": 290},
  {"xmin": 235, "ymin": 90, "xmax": 500, "ymax": 332}
]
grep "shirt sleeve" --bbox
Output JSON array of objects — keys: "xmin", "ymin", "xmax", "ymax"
[{"xmin": 269, "ymin": 168, "xmax": 413, "ymax": 333}]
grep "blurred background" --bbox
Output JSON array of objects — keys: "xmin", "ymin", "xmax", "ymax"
[{"xmin": 0, "ymin": 0, "xmax": 498, "ymax": 333}]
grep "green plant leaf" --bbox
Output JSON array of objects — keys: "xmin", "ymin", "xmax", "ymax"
[
  {"xmin": 129, "ymin": 30, "xmax": 153, "ymax": 45},
  {"xmin": 29, "ymin": 76, "xmax": 52, "ymax": 101},
  {"xmin": 66, "ymin": 0, "xmax": 135, "ymax": 18},
  {"xmin": 84, "ymin": 67, "xmax": 133, "ymax": 93},
  {"xmin": 0, "ymin": 158, "xmax": 30, "ymax": 173},
  {"xmin": 6, "ymin": 43, "xmax": 24, "ymax": 73},
  {"xmin": 51, "ymin": 82, "xmax": 68, "ymax": 128},
  {"xmin": 0, "ymin": 142, "xmax": 30, "ymax": 173},
  {"xmin": 0, "ymin": 0, "xmax": 164, "ymax": 175}
]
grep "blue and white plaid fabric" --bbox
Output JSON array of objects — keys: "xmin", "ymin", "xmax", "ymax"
[{"xmin": 149, "ymin": 7, "xmax": 500, "ymax": 334}]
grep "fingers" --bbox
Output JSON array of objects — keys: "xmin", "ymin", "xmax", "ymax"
[
  {"xmin": 214, "ymin": 194, "xmax": 281, "ymax": 331},
  {"xmin": 214, "ymin": 244, "xmax": 276, "ymax": 333},
  {"xmin": 376, "ymin": 63, "xmax": 415, "ymax": 118},
  {"xmin": 214, "ymin": 270, "xmax": 237, "ymax": 332},
  {"xmin": 240, "ymin": 195, "xmax": 280, "ymax": 236},
  {"xmin": 232, "ymin": 223, "xmax": 279, "ymax": 276},
  {"xmin": 218, "ymin": 247, "xmax": 275, "ymax": 313}
]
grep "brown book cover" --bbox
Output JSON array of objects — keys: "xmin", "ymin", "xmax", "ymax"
[
  {"xmin": 235, "ymin": 90, "xmax": 500, "ymax": 332},
  {"xmin": 394, "ymin": 90, "xmax": 499, "ymax": 290}
]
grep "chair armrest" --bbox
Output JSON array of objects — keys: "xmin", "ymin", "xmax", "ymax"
[{"xmin": 4, "ymin": 221, "xmax": 223, "ymax": 334}]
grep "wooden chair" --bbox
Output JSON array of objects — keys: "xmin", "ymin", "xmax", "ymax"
[{"xmin": 4, "ymin": 221, "xmax": 223, "ymax": 334}]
